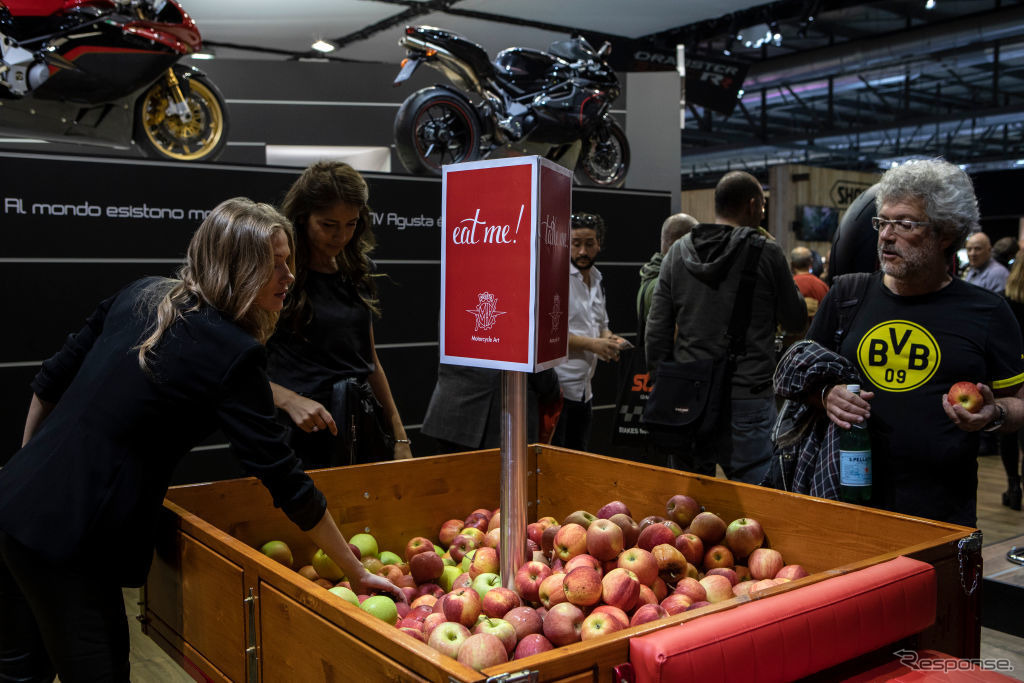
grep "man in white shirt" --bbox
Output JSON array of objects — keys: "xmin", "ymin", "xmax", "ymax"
[{"xmin": 552, "ymin": 212, "xmax": 628, "ymax": 450}]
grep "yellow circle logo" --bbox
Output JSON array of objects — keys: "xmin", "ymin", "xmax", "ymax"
[{"xmin": 856, "ymin": 320, "xmax": 941, "ymax": 392}]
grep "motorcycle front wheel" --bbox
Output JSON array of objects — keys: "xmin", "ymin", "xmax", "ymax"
[
  {"xmin": 575, "ymin": 118, "xmax": 629, "ymax": 188},
  {"xmin": 133, "ymin": 68, "xmax": 228, "ymax": 162},
  {"xmin": 394, "ymin": 86, "xmax": 482, "ymax": 175}
]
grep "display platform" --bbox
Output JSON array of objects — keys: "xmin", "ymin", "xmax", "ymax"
[{"xmin": 142, "ymin": 446, "xmax": 980, "ymax": 683}]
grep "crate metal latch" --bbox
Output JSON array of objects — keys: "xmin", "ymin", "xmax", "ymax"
[
  {"xmin": 244, "ymin": 587, "xmax": 259, "ymax": 682},
  {"xmin": 451, "ymin": 671, "xmax": 537, "ymax": 683},
  {"xmin": 956, "ymin": 530, "xmax": 983, "ymax": 596}
]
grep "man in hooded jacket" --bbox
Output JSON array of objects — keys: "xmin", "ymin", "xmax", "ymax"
[{"xmin": 645, "ymin": 171, "xmax": 806, "ymax": 482}]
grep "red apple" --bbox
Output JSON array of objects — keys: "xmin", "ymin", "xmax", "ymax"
[
  {"xmin": 421, "ymin": 612, "xmax": 447, "ymax": 638},
  {"xmin": 541, "ymin": 524, "xmax": 561, "ymax": 555},
  {"xmin": 703, "ymin": 544, "xmax": 735, "ymax": 570},
  {"xmin": 561, "ymin": 510, "xmax": 597, "ymax": 529},
  {"xmin": 636, "ymin": 584, "xmax": 658, "ymax": 607},
  {"xmin": 415, "ymin": 582, "xmax": 445, "ymax": 599},
  {"xmin": 608, "ymin": 513, "xmax": 641, "ymax": 549},
  {"xmin": 457, "ymin": 632, "xmax": 508, "ymax": 670},
  {"xmin": 629, "ymin": 603, "xmax": 668, "ymax": 627},
  {"xmin": 513, "ymin": 633, "xmax": 554, "ymax": 660},
  {"xmin": 732, "ymin": 582, "xmax": 754, "ymax": 598},
  {"xmin": 514, "ymin": 561, "xmax": 552, "ymax": 604},
  {"xmin": 637, "ymin": 524, "xmax": 675, "ymax": 552},
  {"xmin": 735, "ymin": 565, "xmax": 752, "ymax": 582},
  {"xmin": 504, "ymin": 605, "xmax": 543, "ymax": 641},
  {"xmin": 665, "ymin": 494, "xmax": 701, "ymax": 528},
  {"xmin": 486, "ymin": 511, "xmax": 501, "ymax": 533},
  {"xmin": 441, "ymin": 587, "xmax": 482, "ymax": 627},
  {"xmin": 651, "ymin": 543, "xmax": 688, "ymax": 577},
  {"xmin": 660, "ymin": 593, "xmax": 694, "ymax": 615},
  {"xmin": 472, "ymin": 617, "xmax": 517, "ymax": 656},
  {"xmin": 651, "ymin": 576, "xmax": 668, "ymax": 601},
  {"xmin": 748, "ymin": 548, "xmax": 785, "ymax": 580},
  {"xmin": 749, "ymin": 578, "xmax": 778, "ymax": 593},
  {"xmin": 543, "ymin": 602, "xmax": 585, "ymax": 646},
  {"xmin": 469, "ymin": 546, "xmax": 499, "ymax": 579},
  {"xmin": 706, "ymin": 567, "xmax": 739, "ymax": 586},
  {"xmin": 638, "ymin": 515, "xmax": 665, "ymax": 531},
  {"xmin": 426, "ymin": 621, "xmax": 471, "ymax": 659},
  {"xmin": 674, "ymin": 533, "xmax": 704, "ymax": 566},
  {"xmin": 688, "ymin": 512, "xmax": 726, "ymax": 545},
  {"xmin": 399, "ymin": 626, "xmax": 427, "ymax": 642},
  {"xmin": 438, "ymin": 519, "xmax": 465, "ymax": 547},
  {"xmin": 562, "ymin": 567, "xmax": 603, "ymax": 607},
  {"xmin": 564, "ymin": 553, "xmax": 602, "ymax": 574},
  {"xmin": 411, "ymin": 594, "xmax": 437, "ymax": 610},
  {"xmin": 581, "ymin": 611, "xmax": 625, "ymax": 641},
  {"xmin": 404, "ymin": 536, "xmax": 435, "ymax": 562},
  {"xmin": 410, "ymin": 551, "xmax": 444, "ymax": 584},
  {"xmin": 699, "ymin": 574, "xmax": 734, "ymax": 603},
  {"xmin": 948, "ymin": 381, "xmax": 984, "ymax": 413},
  {"xmin": 775, "ymin": 564, "xmax": 809, "ymax": 581},
  {"xmin": 483, "ymin": 527, "xmax": 501, "ymax": 549},
  {"xmin": 526, "ymin": 522, "xmax": 547, "ymax": 547},
  {"xmin": 673, "ymin": 576, "xmax": 706, "ymax": 603},
  {"xmin": 596, "ymin": 500, "xmax": 632, "ymax": 519},
  {"xmin": 586, "ymin": 519, "xmax": 625, "ymax": 561},
  {"xmin": 660, "ymin": 520, "xmax": 683, "ymax": 537},
  {"xmin": 449, "ymin": 533, "xmax": 479, "ymax": 563},
  {"xmin": 553, "ymin": 523, "xmax": 588, "ymax": 562},
  {"xmin": 482, "ymin": 586, "xmax": 521, "ymax": 619},
  {"xmin": 724, "ymin": 518, "xmax": 765, "ymax": 560},
  {"xmin": 452, "ymin": 572, "xmax": 474, "ymax": 591},
  {"xmin": 538, "ymin": 572, "xmax": 567, "ymax": 609},
  {"xmin": 591, "ymin": 605, "xmax": 630, "ymax": 629},
  {"xmin": 600, "ymin": 567, "xmax": 640, "ymax": 612},
  {"xmin": 617, "ymin": 547, "xmax": 659, "ymax": 586},
  {"xmin": 462, "ymin": 512, "xmax": 490, "ymax": 533}
]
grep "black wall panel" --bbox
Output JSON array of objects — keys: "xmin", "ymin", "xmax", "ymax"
[{"xmin": 1, "ymin": 152, "xmax": 669, "ymax": 478}]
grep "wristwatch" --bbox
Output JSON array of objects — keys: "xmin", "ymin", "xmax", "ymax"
[{"xmin": 983, "ymin": 402, "xmax": 1007, "ymax": 432}]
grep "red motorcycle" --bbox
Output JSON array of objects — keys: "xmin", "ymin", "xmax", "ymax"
[{"xmin": 0, "ymin": 0, "xmax": 227, "ymax": 161}]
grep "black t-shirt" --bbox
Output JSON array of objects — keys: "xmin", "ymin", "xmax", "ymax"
[
  {"xmin": 808, "ymin": 273, "xmax": 1024, "ymax": 526},
  {"xmin": 266, "ymin": 270, "xmax": 375, "ymax": 399}
]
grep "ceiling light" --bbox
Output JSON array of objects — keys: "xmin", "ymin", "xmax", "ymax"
[
  {"xmin": 925, "ymin": 0, "xmax": 935, "ymax": 8},
  {"xmin": 311, "ymin": 39, "xmax": 337, "ymax": 53}
]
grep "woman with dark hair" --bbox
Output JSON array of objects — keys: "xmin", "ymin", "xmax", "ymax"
[
  {"xmin": 0, "ymin": 198, "xmax": 402, "ymax": 682},
  {"xmin": 267, "ymin": 161, "xmax": 411, "ymax": 467},
  {"xmin": 999, "ymin": 250, "xmax": 1024, "ymax": 509}
]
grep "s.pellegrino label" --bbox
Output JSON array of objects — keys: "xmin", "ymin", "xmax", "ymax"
[{"xmin": 838, "ymin": 384, "xmax": 872, "ymax": 503}]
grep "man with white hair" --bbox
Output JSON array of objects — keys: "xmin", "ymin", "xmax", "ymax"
[
  {"xmin": 964, "ymin": 231, "xmax": 1009, "ymax": 294},
  {"xmin": 807, "ymin": 159, "xmax": 1024, "ymax": 526}
]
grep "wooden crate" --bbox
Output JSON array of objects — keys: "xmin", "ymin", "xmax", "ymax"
[{"xmin": 142, "ymin": 446, "xmax": 980, "ymax": 683}]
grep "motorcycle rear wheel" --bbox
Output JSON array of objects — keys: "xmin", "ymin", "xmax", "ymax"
[
  {"xmin": 574, "ymin": 118, "xmax": 629, "ymax": 188},
  {"xmin": 394, "ymin": 86, "xmax": 481, "ymax": 175},
  {"xmin": 134, "ymin": 69, "xmax": 228, "ymax": 162}
]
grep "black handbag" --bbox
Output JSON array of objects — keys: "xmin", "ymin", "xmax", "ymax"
[
  {"xmin": 642, "ymin": 233, "xmax": 765, "ymax": 436},
  {"xmin": 329, "ymin": 378, "xmax": 396, "ymax": 465}
]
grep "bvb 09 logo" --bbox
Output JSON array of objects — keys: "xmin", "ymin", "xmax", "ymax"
[{"xmin": 856, "ymin": 320, "xmax": 941, "ymax": 392}]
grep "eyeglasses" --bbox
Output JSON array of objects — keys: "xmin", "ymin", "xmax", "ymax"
[{"xmin": 871, "ymin": 217, "xmax": 932, "ymax": 233}]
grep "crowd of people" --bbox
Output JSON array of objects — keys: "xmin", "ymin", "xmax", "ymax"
[{"xmin": 3, "ymin": 156, "xmax": 1023, "ymax": 680}]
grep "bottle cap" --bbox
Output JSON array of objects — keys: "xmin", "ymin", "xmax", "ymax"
[{"xmin": 846, "ymin": 384, "xmax": 860, "ymax": 393}]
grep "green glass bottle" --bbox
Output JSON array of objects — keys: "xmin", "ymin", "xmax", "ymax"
[{"xmin": 839, "ymin": 384, "xmax": 872, "ymax": 503}]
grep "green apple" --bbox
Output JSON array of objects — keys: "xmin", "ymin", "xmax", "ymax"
[
  {"xmin": 461, "ymin": 548, "xmax": 477, "ymax": 573},
  {"xmin": 349, "ymin": 533, "xmax": 379, "ymax": 559},
  {"xmin": 312, "ymin": 549, "xmax": 344, "ymax": 582},
  {"xmin": 470, "ymin": 572, "xmax": 502, "ymax": 600},
  {"xmin": 260, "ymin": 540, "xmax": 293, "ymax": 568},
  {"xmin": 434, "ymin": 544, "xmax": 444, "ymax": 555},
  {"xmin": 360, "ymin": 595, "xmax": 398, "ymax": 624},
  {"xmin": 440, "ymin": 564, "xmax": 463, "ymax": 592},
  {"xmin": 328, "ymin": 586, "xmax": 359, "ymax": 607},
  {"xmin": 378, "ymin": 550, "xmax": 402, "ymax": 566}
]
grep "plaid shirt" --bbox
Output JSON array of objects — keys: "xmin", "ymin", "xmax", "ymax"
[{"xmin": 770, "ymin": 340, "xmax": 861, "ymax": 498}]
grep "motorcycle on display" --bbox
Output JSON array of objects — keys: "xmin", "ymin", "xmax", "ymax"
[
  {"xmin": 393, "ymin": 25, "xmax": 629, "ymax": 187},
  {"xmin": 0, "ymin": 0, "xmax": 227, "ymax": 162}
]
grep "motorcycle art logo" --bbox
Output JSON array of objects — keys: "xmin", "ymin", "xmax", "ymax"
[
  {"xmin": 549, "ymin": 293, "xmax": 563, "ymax": 329},
  {"xmin": 467, "ymin": 292, "xmax": 506, "ymax": 331}
]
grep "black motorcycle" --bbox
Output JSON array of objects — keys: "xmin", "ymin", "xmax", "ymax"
[
  {"xmin": 393, "ymin": 26, "xmax": 629, "ymax": 187},
  {"xmin": 0, "ymin": 0, "xmax": 227, "ymax": 162}
]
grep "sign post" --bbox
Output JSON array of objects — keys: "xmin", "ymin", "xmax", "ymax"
[{"xmin": 441, "ymin": 156, "xmax": 571, "ymax": 587}]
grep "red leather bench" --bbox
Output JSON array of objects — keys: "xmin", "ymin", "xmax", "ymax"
[{"xmin": 612, "ymin": 556, "xmax": 1011, "ymax": 682}]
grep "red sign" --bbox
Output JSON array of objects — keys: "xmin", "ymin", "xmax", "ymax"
[{"xmin": 441, "ymin": 156, "xmax": 571, "ymax": 371}]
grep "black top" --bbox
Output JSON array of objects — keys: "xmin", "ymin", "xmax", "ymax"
[
  {"xmin": 0, "ymin": 278, "xmax": 325, "ymax": 586},
  {"xmin": 808, "ymin": 273, "xmax": 1024, "ymax": 525},
  {"xmin": 266, "ymin": 269, "xmax": 375, "ymax": 401}
]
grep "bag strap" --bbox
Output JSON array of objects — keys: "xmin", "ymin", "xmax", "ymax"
[
  {"xmin": 725, "ymin": 233, "xmax": 767, "ymax": 360},
  {"xmin": 829, "ymin": 272, "xmax": 873, "ymax": 351}
]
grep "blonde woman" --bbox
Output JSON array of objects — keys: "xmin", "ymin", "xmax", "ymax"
[
  {"xmin": 0, "ymin": 198, "xmax": 401, "ymax": 682},
  {"xmin": 1000, "ymin": 250, "xmax": 1024, "ymax": 509}
]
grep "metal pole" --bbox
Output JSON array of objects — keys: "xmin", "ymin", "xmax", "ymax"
[{"xmin": 499, "ymin": 369, "xmax": 528, "ymax": 589}]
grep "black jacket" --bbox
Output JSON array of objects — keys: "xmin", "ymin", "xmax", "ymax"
[
  {"xmin": 0, "ymin": 278, "xmax": 325, "ymax": 585},
  {"xmin": 645, "ymin": 224, "xmax": 807, "ymax": 399}
]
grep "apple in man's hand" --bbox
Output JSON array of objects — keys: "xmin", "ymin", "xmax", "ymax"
[{"xmin": 947, "ymin": 381, "xmax": 984, "ymax": 413}]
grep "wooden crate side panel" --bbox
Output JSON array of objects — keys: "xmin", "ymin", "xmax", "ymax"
[
  {"xmin": 258, "ymin": 583, "xmax": 480, "ymax": 683},
  {"xmin": 534, "ymin": 447, "xmax": 970, "ymax": 573},
  {"xmin": 165, "ymin": 452, "xmax": 517, "ymax": 556},
  {"xmin": 181, "ymin": 535, "xmax": 247, "ymax": 682}
]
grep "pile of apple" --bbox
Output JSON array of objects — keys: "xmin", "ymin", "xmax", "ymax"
[{"xmin": 258, "ymin": 495, "xmax": 808, "ymax": 672}]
